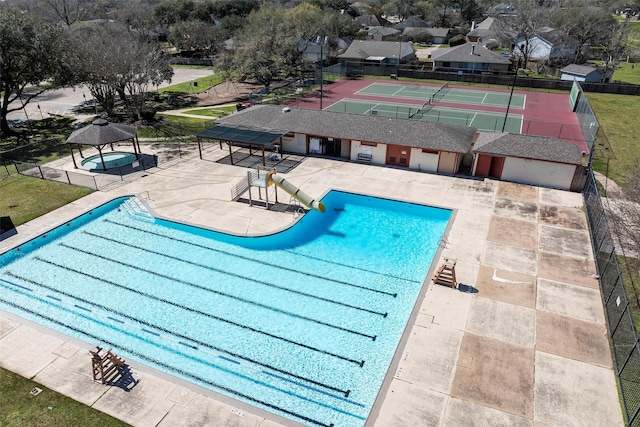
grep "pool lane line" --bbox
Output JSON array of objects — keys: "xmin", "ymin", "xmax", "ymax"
[
  {"xmin": 61, "ymin": 241, "xmax": 378, "ymax": 341},
  {"xmin": 283, "ymin": 248, "xmax": 418, "ymax": 286},
  {"xmin": 0, "ymin": 296, "xmax": 340, "ymax": 427},
  {"xmin": 1, "ymin": 273, "xmax": 352, "ymax": 397},
  {"xmin": 33, "ymin": 257, "xmax": 367, "ymax": 368},
  {"xmin": 103, "ymin": 219, "xmax": 399, "ymax": 297},
  {"xmin": 86, "ymin": 229, "xmax": 392, "ymax": 314},
  {"xmin": 87, "ymin": 226, "xmax": 390, "ymax": 317}
]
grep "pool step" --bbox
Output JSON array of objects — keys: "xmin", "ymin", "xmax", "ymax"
[{"xmin": 122, "ymin": 197, "xmax": 155, "ymax": 222}]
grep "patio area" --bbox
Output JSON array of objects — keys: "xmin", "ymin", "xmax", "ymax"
[{"xmin": 0, "ymin": 145, "xmax": 623, "ymax": 427}]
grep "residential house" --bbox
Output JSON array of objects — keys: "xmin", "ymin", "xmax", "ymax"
[
  {"xmin": 403, "ymin": 27, "xmax": 450, "ymax": 44},
  {"xmin": 560, "ymin": 64, "xmax": 604, "ymax": 82},
  {"xmin": 472, "ymin": 133, "xmax": 585, "ymax": 191},
  {"xmin": 298, "ymin": 38, "xmax": 350, "ymax": 63},
  {"xmin": 392, "ymin": 16, "xmax": 430, "ymax": 31},
  {"xmin": 368, "ymin": 26, "xmax": 401, "ymax": 41},
  {"xmin": 513, "ymin": 27, "xmax": 578, "ymax": 64},
  {"xmin": 356, "ymin": 14, "xmax": 391, "ymax": 29},
  {"xmin": 337, "ymin": 41, "xmax": 416, "ymax": 67},
  {"xmin": 466, "ymin": 17, "xmax": 501, "ymax": 47},
  {"xmin": 430, "ymin": 43, "xmax": 511, "ymax": 73}
]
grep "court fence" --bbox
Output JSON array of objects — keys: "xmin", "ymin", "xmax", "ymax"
[
  {"xmin": 321, "ymin": 62, "xmax": 640, "ymax": 96},
  {"xmin": 583, "ymin": 170, "xmax": 640, "ymax": 426}
]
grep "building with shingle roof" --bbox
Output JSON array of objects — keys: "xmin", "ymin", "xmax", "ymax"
[
  {"xmin": 514, "ymin": 27, "xmax": 579, "ymax": 63},
  {"xmin": 472, "ymin": 133, "xmax": 585, "ymax": 190},
  {"xmin": 561, "ymin": 64, "xmax": 604, "ymax": 82},
  {"xmin": 211, "ymin": 104, "xmax": 476, "ymax": 173},
  {"xmin": 430, "ymin": 43, "xmax": 511, "ymax": 73},
  {"xmin": 337, "ymin": 40, "xmax": 416, "ymax": 66}
]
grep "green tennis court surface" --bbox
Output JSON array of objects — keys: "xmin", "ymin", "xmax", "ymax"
[
  {"xmin": 356, "ymin": 82, "xmax": 526, "ymax": 109},
  {"xmin": 326, "ymin": 98, "xmax": 523, "ymax": 133}
]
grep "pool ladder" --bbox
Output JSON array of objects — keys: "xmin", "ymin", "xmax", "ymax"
[{"xmin": 122, "ymin": 197, "xmax": 155, "ymax": 223}]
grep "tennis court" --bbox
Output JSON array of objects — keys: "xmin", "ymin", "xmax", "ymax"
[
  {"xmin": 326, "ymin": 98, "xmax": 523, "ymax": 133},
  {"xmin": 356, "ymin": 82, "xmax": 526, "ymax": 109}
]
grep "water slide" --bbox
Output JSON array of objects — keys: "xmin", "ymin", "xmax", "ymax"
[{"xmin": 268, "ymin": 172, "xmax": 326, "ymax": 213}]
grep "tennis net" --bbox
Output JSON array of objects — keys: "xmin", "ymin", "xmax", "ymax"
[
  {"xmin": 431, "ymin": 81, "xmax": 450, "ymax": 103},
  {"xmin": 408, "ymin": 100, "xmax": 434, "ymax": 119}
]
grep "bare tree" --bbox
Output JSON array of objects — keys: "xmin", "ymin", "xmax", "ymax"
[
  {"xmin": 41, "ymin": 0, "xmax": 86, "ymax": 25},
  {"xmin": 598, "ymin": 16, "xmax": 631, "ymax": 82},
  {"xmin": 497, "ymin": 0, "xmax": 554, "ymax": 70},
  {"xmin": 607, "ymin": 162, "xmax": 640, "ymax": 273},
  {"xmin": 554, "ymin": 1, "xmax": 618, "ymax": 64},
  {"xmin": 68, "ymin": 22, "xmax": 173, "ymax": 119}
]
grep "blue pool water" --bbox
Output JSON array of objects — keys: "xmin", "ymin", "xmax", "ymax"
[
  {"xmin": 81, "ymin": 151, "xmax": 137, "ymax": 170},
  {"xmin": 0, "ymin": 191, "xmax": 451, "ymax": 427}
]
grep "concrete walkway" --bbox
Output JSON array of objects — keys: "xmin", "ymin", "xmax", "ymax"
[{"xmin": 0, "ymin": 146, "xmax": 623, "ymax": 427}]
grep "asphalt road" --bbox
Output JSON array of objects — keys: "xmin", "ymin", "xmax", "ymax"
[{"xmin": 7, "ymin": 67, "xmax": 215, "ymax": 122}]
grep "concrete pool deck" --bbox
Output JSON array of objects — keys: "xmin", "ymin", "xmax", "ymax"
[{"xmin": 0, "ymin": 145, "xmax": 624, "ymax": 427}]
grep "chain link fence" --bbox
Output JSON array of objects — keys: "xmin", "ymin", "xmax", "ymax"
[{"xmin": 583, "ymin": 171, "xmax": 640, "ymax": 426}]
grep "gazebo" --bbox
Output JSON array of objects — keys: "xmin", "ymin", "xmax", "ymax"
[{"xmin": 66, "ymin": 119, "xmax": 140, "ymax": 170}]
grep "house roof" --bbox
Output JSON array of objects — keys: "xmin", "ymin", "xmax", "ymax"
[
  {"xmin": 216, "ymin": 105, "xmax": 477, "ymax": 153},
  {"xmin": 356, "ymin": 14, "xmax": 391, "ymax": 28},
  {"xmin": 393, "ymin": 16, "xmax": 429, "ymax": 30},
  {"xmin": 368, "ymin": 26, "xmax": 400, "ymax": 37},
  {"xmin": 467, "ymin": 18, "xmax": 498, "ymax": 37},
  {"xmin": 337, "ymin": 40, "xmax": 415, "ymax": 61},
  {"xmin": 561, "ymin": 64, "xmax": 603, "ymax": 76},
  {"xmin": 430, "ymin": 43, "xmax": 511, "ymax": 64},
  {"xmin": 404, "ymin": 27, "xmax": 449, "ymax": 38},
  {"xmin": 473, "ymin": 133, "xmax": 583, "ymax": 164},
  {"xmin": 521, "ymin": 27, "xmax": 578, "ymax": 47}
]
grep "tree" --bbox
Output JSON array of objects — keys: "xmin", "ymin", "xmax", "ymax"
[
  {"xmin": 169, "ymin": 20, "xmax": 225, "ymax": 57},
  {"xmin": 554, "ymin": 2, "xmax": 618, "ymax": 64},
  {"xmin": 40, "ymin": 0, "xmax": 87, "ymax": 25},
  {"xmin": 597, "ymin": 17, "xmax": 631, "ymax": 82},
  {"xmin": 218, "ymin": 3, "xmax": 337, "ymax": 88},
  {"xmin": 607, "ymin": 162, "xmax": 640, "ymax": 275},
  {"xmin": 0, "ymin": 8, "xmax": 78, "ymax": 136},
  {"xmin": 154, "ymin": 0, "xmax": 195, "ymax": 25},
  {"xmin": 496, "ymin": 0, "xmax": 554, "ymax": 70},
  {"xmin": 68, "ymin": 22, "xmax": 173, "ymax": 119}
]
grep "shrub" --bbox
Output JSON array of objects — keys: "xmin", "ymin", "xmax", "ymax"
[{"xmin": 449, "ymin": 35, "xmax": 466, "ymax": 47}]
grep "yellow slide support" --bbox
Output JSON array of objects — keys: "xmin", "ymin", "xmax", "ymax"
[{"xmin": 268, "ymin": 172, "xmax": 326, "ymax": 213}]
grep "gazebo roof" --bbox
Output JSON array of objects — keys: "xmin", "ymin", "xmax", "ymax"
[{"xmin": 66, "ymin": 119, "xmax": 137, "ymax": 146}]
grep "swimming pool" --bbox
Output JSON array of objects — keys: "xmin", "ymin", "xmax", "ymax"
[
  {"xmin": 81, "ymin": 151, "xmax": 138, "ymax": 170},
  {"xmin": 0, "ymin": 191, "xmax": 451, "ymax": 427}
]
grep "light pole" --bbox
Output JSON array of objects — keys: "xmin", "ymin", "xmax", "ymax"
[{"xmin": 317, "ymin": 36, "xmax": 328, "ymax": 110}]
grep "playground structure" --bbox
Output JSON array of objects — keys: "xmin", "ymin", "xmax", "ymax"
[{"xmin": 231, "ymin": 169, "xmax": 326, "ymax": 213}]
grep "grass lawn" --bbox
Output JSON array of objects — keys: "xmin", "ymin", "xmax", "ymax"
[
  {"xmin": 0, "ymin": 367, "xmax": 127, "ymax": 427},
  {"xmin": 612, "ymin": 62, "xmax": 640, "ymax": 85},
  {"xmin": 0, "ymin": 174, "xmax": 93, "ymax": 226},
  {"xmin": 586, "ymin": 92, "xmax": 640, "ymax": 191},
  {"xmin": 181, "ymin": 105, "xmax": 236, "ymax": 117},
  {"xmin": 136, "ymin": 114, "xmax": 213, "ymax": 139},
  {"xmin": 159, "ymin": 74, "xmax": 224, "ymax": 94}
]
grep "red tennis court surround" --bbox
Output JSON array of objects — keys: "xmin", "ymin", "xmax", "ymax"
[{"xmin": 286, "ymin": 78, "xmax": 588, "ymax": 154}]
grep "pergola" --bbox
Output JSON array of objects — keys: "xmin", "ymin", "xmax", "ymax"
[
  {"xmin": 66, "ymin": 119, "xmax": 140, "ymax": 170},
  {"xmin": 196, "ymin": 125, "xmax": 286, "ymax": 166}
]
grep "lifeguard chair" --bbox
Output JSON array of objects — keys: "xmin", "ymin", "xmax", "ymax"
[{"xmin": 90, "ymin": 345, "xmax": 126, "ymax": 384}]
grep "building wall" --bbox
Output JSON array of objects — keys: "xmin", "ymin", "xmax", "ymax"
[
  {"xmin": 281, "ymin": 134, "xmax": 307, "ymax": 154},
  {"xmin": 350, "ymin": 140, "xmax": 387, "ymax": 164},
  {"xmin": 409, "ymin": 148, "xmax": 439, "ymax": 171},
  {"xmin": 437, "ymin": 151, "xmax": 459, "ymax": 174},
  {"xmin": 501, "ymin": 157, "xmax": 577, "ymax": 190}
]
